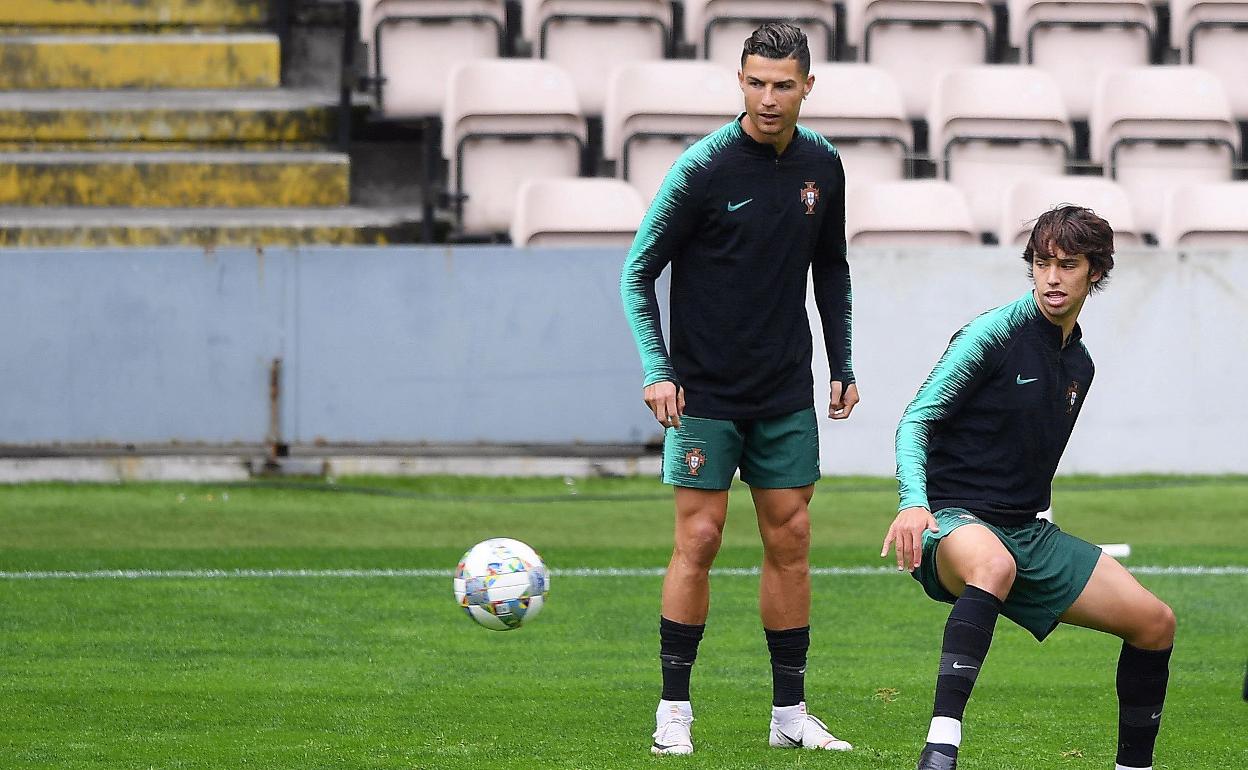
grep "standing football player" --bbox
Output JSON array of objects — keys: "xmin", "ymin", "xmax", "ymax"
[
  {"xmin": 882, "ymin": 205, "xmax": 1175, "ymax": 770},
  {"xmin": 621, "ymin": 22, "xmax": 857, "ymax": 756}
]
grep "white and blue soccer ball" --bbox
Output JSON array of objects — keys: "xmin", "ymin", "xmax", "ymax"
[{"xmin": 453, "ymin": 538, "xmax": 549, "ymax": 631}]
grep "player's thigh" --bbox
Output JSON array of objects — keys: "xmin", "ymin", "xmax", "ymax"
[
  {"xmin": 934, "ymin": 522, "xmax": 1017, "ymax": 598},
  {"xmin": 671, "ymin": 486, "xmax": 730, "ymax": 562},
  {"xmin": 738, "ymin": 408, "xmax": 820, "ymax": 490},
  {"xmin": 750, "ymin": 484, "xmax": 814, "ymax": 550},
  {"xmin": 662, "ymin": 415, "xmax": 743, "ymax": 489},
  {"xmin": 1060, "ymin": 552, "xmax": 1175, "ymax": 644}
]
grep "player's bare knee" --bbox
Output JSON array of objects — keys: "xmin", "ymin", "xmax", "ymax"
[
  {"xmin": 967, "ymin": 552, "xmax": 1016, "ymax": 597},
  {"xmin": 762, "ymin": 510, "xmax": 809, "ymax": 565},
  {"xmin": 676, "ymin": 521, "xmax": 723, "ymax": 570},
  {"xmin": 1144, "ymin": 600, "xmax": 1176, "ymax": 649}
]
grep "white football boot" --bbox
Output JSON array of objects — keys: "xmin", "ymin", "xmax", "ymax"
[
  {"xmin": 651, "ymin": 700, "xmax": 694, "ymax": 755},
  {"xmin": 768, "ymin": 702, "xmax": 853, "ymax": 751}
]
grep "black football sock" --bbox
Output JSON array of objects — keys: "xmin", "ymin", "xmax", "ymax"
[
  {"xmin": 1116, "ymin": 642, "xmax": 1171, "ymax": 769},
  {"xmin": 765, "ymin": 625, "xmax": 810, "ymax": 707},
  {"xmin": 925, "ymin": 585, "xmax": 1002, "ymax": 759},
  {"xmin": 660, "ymin": 616, "xmax": 705, "ymax": 702}
]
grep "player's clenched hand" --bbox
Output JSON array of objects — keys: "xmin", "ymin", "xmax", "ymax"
[
  {"xmin": 644, "ymin": 381, "xmax": 684, "ymax": 429},
  {"xmin": 881, "ymin": 506, "xmax": 939, "ymax": 572},
  {"xmin": 829, "ymin": 381, "xmax": 859, "ymax": 420}
]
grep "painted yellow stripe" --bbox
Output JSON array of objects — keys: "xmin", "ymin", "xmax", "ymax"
[
  {"xmin": 0, "ymin": 108, "xmax": 333, "ymax": 143},
  {"xmin": 0, "ymin": 142, "xmax": 331, "ymax": 153},
  {"xmin": 0, "ymin": 0, "xmax": 267, "ymax": 27},
  {"xmin": 0, "ymin": 35, "xmax": 279, "ymax": 89},
  {"xmin": 0, "ymin": 225, "xmax": 386, "ymax": 248},
  {"xmin": 0, "ymin": 157, "xmax": 349, "ymax": 207}
]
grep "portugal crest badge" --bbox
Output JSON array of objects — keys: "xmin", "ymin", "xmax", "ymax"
[
  {"xmin": 800, "ymin": 181, "xmax": 819, "ymax": 215},
  {"xmin": 1065, "ymin": 381, "xmax": 1081, "ymax": 413},
  {"xmin": 684, "ymin": 447, "xmax": 706, "ymax": 476}
]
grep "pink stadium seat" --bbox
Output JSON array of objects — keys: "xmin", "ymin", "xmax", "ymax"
[
  {"xmin": 521, "ymin": 0, "xmax": 672, "ymax": 116},
  {"xmin": 1158, "ymin": 182, "xmax": 1248, "ymax": 248},
  {"xmin": 803, "ymin": 64, "xmax": 912, "ymax": 185},
  {"xmin": 683, "ymin": 0, "xmax": 838, "ymax": 68},
  {"xmin": 1008, "ymin": 0, "xmax": 1155, "ymax": 121},
  {"xmin": 1090, "ymin": 67, "xmax": 1239, "ymax": 237},
  {"xmin": 442, "ymin": 60, "xmax": 587, "ymax": 237},
  {"xmin": 844, "ymin": 0, "xmax": 995, "ymax": 118},
  {"xmin": 999, "ymin": 177, "xmax": 1142, "ymax": 246},
  {"xmin": 846, "ymin": 181, "xmax": 978, "ymax": 245},
  {"xmin": 603, "ymin": 60, "xmax": 740, "ymax": 202},
  {"xmin": 1169, "ymin": 0, "xmax": 1248, "ymax": 120},
  {"xmin": 510, "ymin": 178, "xmax": 647, "ymax": 246},
  {"xmin": 928, "ymin": 66, "xmax": 1073, "ymax": 233},
  {"xmin": 362, "ymin": 0, "xmax": 506, "ymax": 117}
]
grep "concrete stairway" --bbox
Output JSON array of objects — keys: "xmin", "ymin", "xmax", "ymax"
[{"xmin": 0, "ymin": 0, "xmax": 422, "ymax": 246}]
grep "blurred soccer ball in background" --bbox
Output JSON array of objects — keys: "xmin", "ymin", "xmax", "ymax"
[{"xmin": 453, "ymin": 538, "xmax": 549, "ymax": 630}]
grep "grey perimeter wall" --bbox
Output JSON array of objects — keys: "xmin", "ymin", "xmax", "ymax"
[{"xmin": 1, "ymin": 246, "xmax": 1245, "ymax": 475}]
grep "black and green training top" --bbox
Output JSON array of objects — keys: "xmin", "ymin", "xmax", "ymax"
[
  {"xmin": 619, "ymin": 116, "xmax": 853, "ymax": 420},
  {"xmin": 895, "ymin": 292, "xmax": 1095, "ymax": 527}
]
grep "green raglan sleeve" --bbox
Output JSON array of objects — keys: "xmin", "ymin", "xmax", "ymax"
[
  {"xmin": 619, "ymin": 151, "xmax": 707, "ymax": 388},
  {"xmin": 895, "ymin": 315, "xmax": 1008, "ymax": 512},
  {"xmin": 810, "ymin": 145, "xmax": 853, "ymax": 384}
]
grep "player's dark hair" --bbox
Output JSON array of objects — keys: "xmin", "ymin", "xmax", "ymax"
[
  {"xmin": 741, "ymin": 22, "xmax": 811, "ymax": 75},
  {"xmin": 1022, "ymin": 204, "xmax": 1116, "ymax": 293}
]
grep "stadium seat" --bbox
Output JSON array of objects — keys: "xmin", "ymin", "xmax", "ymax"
[
  {"xmin": 1090, "ymin": 67, "xmax": 1240, "ymax": 237},
  {"xmin": 603, "ymin": 60, "xmax": 740, "ymax": 202},
  {"xmin": 803, "ymin": 64, "xmax": 912, "ymax": 185},
  {"xmin": 999, "ymin": 177, "xmax": 1143, "ymax": 246},
  {"xmin": 844, "ymin": 0, "xmax": 995, "ymax": 118},
  {"xmin": 683, "ymin": 0, "xmax": 838, "ymax": 68},
  {"xmin": 1158, "ymin": 182, "xmax": 1248, "ymax": 247},
  {"xmin": 363, "ymin": 0, "xmax": 506, "ymax": 117},
  {"xmin": 510, "ymin": 178, "xmax": 647, "ymax": 246},
  {"xmin": 1170, "ymin": 0, "xmax": 1248, "ymax": 119},
  {"xmin": 846, "ymin": 181, "xmax": 978, "ymax": 245},
  {"xmin": 1008, "ymin": 0, "xmax": 1155, "ymax": 121},
  {"xmin": 442, "ymin": 60, "xmax": 587, "ymax": 238},
  {"xmin": 928, "ymin": 66, "xmax": 1073, "ymax": 234},
  {"xmin": 521, "ymin": 0, "xmax": 672, "ymax": 115}
]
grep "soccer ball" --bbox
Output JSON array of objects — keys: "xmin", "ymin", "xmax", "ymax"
[{"xmin": 453, "ymin": 538, "xmax": 550, "ymax": 631}]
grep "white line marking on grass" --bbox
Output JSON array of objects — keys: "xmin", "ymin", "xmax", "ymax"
[{"xmin": 0, "ymin": 565, "xmax": 1244, "ymax": 580}]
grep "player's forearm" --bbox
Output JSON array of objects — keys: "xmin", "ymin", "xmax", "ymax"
[
  {"xmin": 620, "ymin": 263, "xmax": 676, "ymax": 386},
  {"xmin": 894, "ymin": 417, "xmax": 931, "ymax": 511},
  {"xmin": 813, "ymin": 259, "xmax": 854, "ymax": 383}
]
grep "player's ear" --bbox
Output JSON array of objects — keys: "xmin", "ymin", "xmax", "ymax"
[{"xmin": 804, "ymin": 74, "xmax": 814, "ymax": 99}]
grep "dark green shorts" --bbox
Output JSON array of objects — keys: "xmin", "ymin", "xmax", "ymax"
[
  {"xmin": 661, "ymin": 408, "xmax": 820, "ymax": 490},
  {"xmin": 914, "ymin": 508, "xmax": 1102, "ymax": 641}
]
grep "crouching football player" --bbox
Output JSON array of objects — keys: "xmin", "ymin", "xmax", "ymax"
[{"xmin": 882, "ymin": 205, "xmax": 1175, "ymax": 770}]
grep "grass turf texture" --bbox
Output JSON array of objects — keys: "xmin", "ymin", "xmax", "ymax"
[{"xmin": 0, "ymin": 475, "xmax": 1245, "ymax": 769}]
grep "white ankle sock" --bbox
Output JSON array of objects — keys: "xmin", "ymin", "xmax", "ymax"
[
  {"xmin": 926, "ymin": 716, "xmax": 962, "ymax": 747},
  {"xmin": 1115, "ymin": 765, "xmax": 1151, "ymax": 770},
  {"xmin": 657, "ymin": 699, "xmax": 692, "ymax": 719},
  {"xmin": 771, "ymin": 702, "xmax": 806, "ymax": 723}
]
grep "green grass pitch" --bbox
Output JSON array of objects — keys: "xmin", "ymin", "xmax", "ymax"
[{"xmin": 1, "ymin": 475, "xmax": 1245, "ymax": 769}]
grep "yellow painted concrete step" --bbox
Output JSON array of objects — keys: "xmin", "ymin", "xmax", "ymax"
[
  {"xmin": 0, "ymin": 90, "xmax": 337, "ymax": 143},
  {"xmin": 0, "ymin": 34, "xmax": 279, "ymax": 89},
  {"xmin": 0, "ymin": 151, "xmax": 350, "ymax": 207},
  {"xmin": 0, "ymin": 207, "xmax": 429, "ymax": 247},
  {"xmin": 0, "ymin": 0, "xmax": 267, "ymax": 27}
]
